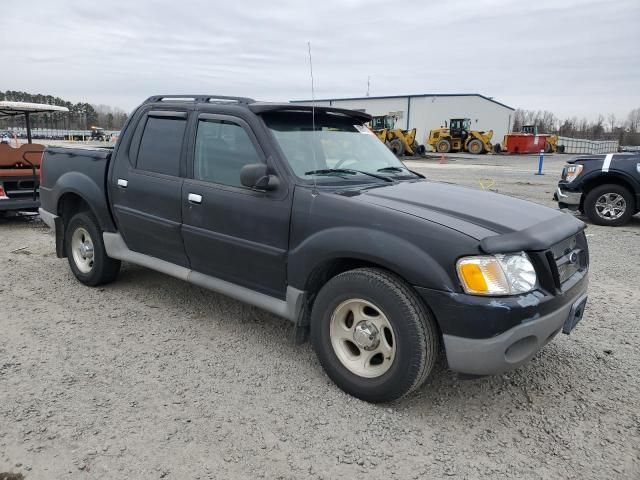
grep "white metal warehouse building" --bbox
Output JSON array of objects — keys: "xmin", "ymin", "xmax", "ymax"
[{"xmin": 293, "ymin": 94, "xmax": 515, "ymax": 148}]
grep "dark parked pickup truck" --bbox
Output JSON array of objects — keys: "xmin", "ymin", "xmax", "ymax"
[
  {"xmin": 555, "ymin": 153, "xmax": 640, "ymax": 226},
  {"xmin": 39, "ymin": 95, "xmax": 589, "ymax": 402}
]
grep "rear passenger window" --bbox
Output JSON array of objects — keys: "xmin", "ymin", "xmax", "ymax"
[
  {"xmin": 194, "ymin": 120, "xmax": 262, "ymax": 187},
  {"xmin": 137, "ymin": 116, "xmax": 186, "ymax": 176}
]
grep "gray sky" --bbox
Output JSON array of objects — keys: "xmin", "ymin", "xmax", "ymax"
[{"xmin": 3, "ymin": 0, "xmax": 638, "ymax": 121}]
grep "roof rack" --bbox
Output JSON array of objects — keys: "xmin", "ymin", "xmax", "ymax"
[{"xmin": 144, "ymin": 95, "xmax": 255, "ymax": 105}]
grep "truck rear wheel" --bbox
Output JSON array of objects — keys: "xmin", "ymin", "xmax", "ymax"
[
  {"xmin": 310, "ymin": 268, "xmax": 439, "ymax": 403},
  {"xmin": 467, "ymin": 139, "xmax": 483, "ymax": 154},
  {"xmin": 584, "ymin": 184, "xmax": 634, "ymax": 226},
  {"xmin": 436, "ymin": 139, "xmax": 451, "ymax": 153},
  {"xmin": 65, "ymin": 211, "xmax": 121, "ymax": 286}
]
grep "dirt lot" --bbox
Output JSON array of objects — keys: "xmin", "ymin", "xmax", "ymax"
[{"xmin": 1, "ymin": 154, "xmax": 639, "ymax": 479}]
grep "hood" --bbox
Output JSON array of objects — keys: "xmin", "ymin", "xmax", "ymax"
[
  {"xmin": 568, "ymin": 153, "xmax": 639, "ymax": 164},
  {"xmin": 349, "ymin": 180, "xmax": 584, "ymax": 251}
]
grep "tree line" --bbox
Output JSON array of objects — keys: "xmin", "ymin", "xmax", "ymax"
[
  {"xmin": 0, "ymin": 90, "xmax": 129, "ymax": 131},
  {"xmin": 512, "ymin": 107, "xmax": 640, "ymax": 145}
]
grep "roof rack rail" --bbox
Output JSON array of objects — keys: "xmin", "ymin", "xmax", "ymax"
[{"xmin": 144, "ymin": 95, "xmax": 255, "ymax": 105}]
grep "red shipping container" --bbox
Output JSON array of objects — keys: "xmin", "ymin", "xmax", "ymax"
[{"xmin": 503, "ymin": 134, "xmax": 547, "ymax": 154}]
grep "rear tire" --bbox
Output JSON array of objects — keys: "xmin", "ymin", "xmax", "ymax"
[
  {"xmin": 389, "ymin": 139, "xmax": 405, "ymax": 156},
  {"xmin": 310, "ymin": 268, "xmax": 439, "ymax": 403},
  {"xmin": 583, "ymin": 184, "xmax": 634, "ymax": 226},
  {"xmin": 65, "ymin": 211, "xmax": 121, "ymax": 286},
  {"xmin": 436, "ymin": 139, "xmax": 451, "ymax": 153},
  {"xmin": 467, "ymin": 139, "xmax": 483, "ymax": 154}
]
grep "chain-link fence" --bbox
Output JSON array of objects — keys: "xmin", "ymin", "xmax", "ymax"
[
  {"xmin": 557, "ymin": 136, "xmax": 619, "ymax": 154},
  {"xmin": 5, "ymin": 127, "xmax": 120, "ymax": 140}
]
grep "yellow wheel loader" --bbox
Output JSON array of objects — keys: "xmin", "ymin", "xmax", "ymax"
[
  {"xmin": 370, "ymin": 115, "xmax": 424, "ymax": 156},
  {"xmin": 521, "ymin": 125, "xmax": 565, "ymax": 153},
  {"xmin": 427, "ymin": 118, "xmax": 493, "ymax": 155}
]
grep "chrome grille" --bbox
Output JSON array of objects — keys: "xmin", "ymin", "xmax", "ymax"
[{"xmin": 549, "ymin": 232, "xmax": 588, "ymax": 286}]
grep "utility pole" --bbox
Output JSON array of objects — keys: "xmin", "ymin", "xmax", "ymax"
[{"xmin": 366, "ymin": 76, "xmax": 370, "ymax": 97}]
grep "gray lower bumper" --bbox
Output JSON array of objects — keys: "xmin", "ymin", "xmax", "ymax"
[
  {"xmin": 443, "ymin": 294, "xmax": 584, "ymax": 376},
  {"xmin": 38, "ymin": 208, "xmax": 58, "ymax": 229},
  {"xmin": 556, "ymin": 186, "xmax": 581, "ymax": 207}
]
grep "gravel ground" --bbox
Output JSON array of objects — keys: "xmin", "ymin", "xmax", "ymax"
[{"xmin": 1, "ymin": 154, "xmax": 639, "ymax": 479}]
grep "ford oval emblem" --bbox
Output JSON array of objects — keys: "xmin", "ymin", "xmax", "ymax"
[{"xmin": 569, "ymin": 251, "xmax": 579, "ymax": 264}]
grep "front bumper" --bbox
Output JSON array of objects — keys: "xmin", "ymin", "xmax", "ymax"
[
  {"xmin": 555, "ymin": 186, "xmax": 582, "ymax": 209},
  {"xmin": 442, "ymin": 292, "xmax": 586, "ymax": 375},
  {"xmin": 416, "ymin": 271, "xmax": 588, "ymax": 376}
]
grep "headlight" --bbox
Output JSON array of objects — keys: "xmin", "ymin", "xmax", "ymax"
[
  {"xmin": 565, "ymin": 164, "xmax": 583, "ymax": 182},
  {"xmin": 456, "ymin": 253, "xmax": 537, "ymax": 296}
]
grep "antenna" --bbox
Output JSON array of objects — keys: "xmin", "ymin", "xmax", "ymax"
[
  {"xmin": 366, "ymin": 76, "xmax": 370, "ymax": 97},
  {"xmin": 307, "ymin": 41, "xmax": 318, "ymax": 194}
]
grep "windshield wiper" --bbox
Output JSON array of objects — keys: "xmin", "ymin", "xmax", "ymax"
[
  {"xmin": 304, "ymin": 168, "xmax": 394, "ymax": 182},
  {"xmin": 377, "ymin": 166, "xmax": 424, "ymax": 178}
]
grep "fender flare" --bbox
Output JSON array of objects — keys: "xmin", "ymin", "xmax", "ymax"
[
  {"xmin": 287, "ymin": 226, "xmax": 455, "ymax": 292},
  {"xmin": 53, "ymin": 171, "xmax": 116, "ymax": 232}
]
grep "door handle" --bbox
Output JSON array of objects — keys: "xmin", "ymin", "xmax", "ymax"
[
  {"xmin": 117, "ymin": 178, "xmax": 128, "ymax": 188},
  {"xmin": 188, "ymin": 193, "xmax": 202, "ymax": 204}
]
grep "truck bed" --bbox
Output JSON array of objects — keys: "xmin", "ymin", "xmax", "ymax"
[{"xmin": 39, "ymin": 146, "xmax": 114, "ymax": 228}]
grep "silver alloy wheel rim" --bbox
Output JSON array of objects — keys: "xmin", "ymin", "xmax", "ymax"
[
  {"xmin": 595, "ymin": 193, "xmax": 626, "ymax": 220},
  {"xmin": 71, "ymin": 227, "xmax": 95, "ymax": 274},
  {"xmin": 329, "ymin": 298, "xmax": 396, "ymax": 378}
]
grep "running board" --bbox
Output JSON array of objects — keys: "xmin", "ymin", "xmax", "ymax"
[{"xmin": 103, "ymin": 232, "xmax": 303, "ymax": 322}]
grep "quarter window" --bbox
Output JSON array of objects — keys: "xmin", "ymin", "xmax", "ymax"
[
  {"xmin": 137, "ymin": 116, "xmax": 186, "ymax": 176},
  {"xmin": 194, "ymin": 120, "xmax": 262, "ymax": 187}
]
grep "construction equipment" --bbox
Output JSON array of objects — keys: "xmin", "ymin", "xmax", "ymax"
[
  {"xmin": 370, "ymin": 114, "xmax": 423, "ymax": 156},
  {"xmin": 521, "ymin": 125, "xmax": 564, "ymax": 153},
  {"xmin": 427, "ymin": 118, "xmax": 493, "ymax": 155}
]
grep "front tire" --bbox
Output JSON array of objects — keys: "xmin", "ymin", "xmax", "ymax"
[
  {"xmin": 467, "ymin": 139, "xmax": 483, "ymax": 154},
  {"xmin": 389, "ymin": 138, "xmax": 405, "ymax": 156},
  {"xmin": 65, "ymin": 211, "xmax": 121, "ymax": 286},
  {"xmin": 583, "ymin": 184, "xmax": 634, "ymax": 226},
  {"xmin": 310, "ymin": 268, "xmax": 439, "ymax": 403}
]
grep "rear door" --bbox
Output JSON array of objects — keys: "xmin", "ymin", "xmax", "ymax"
[
  {"xmin": 181, "ymin": 113, "xmax": 292, "ymax": 298},
  {"xmin": 109, "ymin": 110, "xmax": 190, "ymax": 267}
]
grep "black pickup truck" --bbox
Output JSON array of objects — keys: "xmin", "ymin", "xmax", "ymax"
[
  {"xmin": 39, "ymin": 95, "xmax": 589, "ymax": 402},
  {"xmin": 555, "ymin": 153, "xmax": 640, "ymax": 226}
]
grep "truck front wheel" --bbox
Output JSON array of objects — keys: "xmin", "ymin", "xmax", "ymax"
[
  {"xmin": 65, "ymin": 211, "xmax": 121, "ymax": 286},
  {"xmin": 310, "ymin": 268, "xmax": 439, "ymax": 403},
  {"xmin": 584, "ymin": 184, "xmax": 634, "ymax": 226},
  {"xmin": 467, "ymin": 139, "xmax": 484, "ymax": 154}
]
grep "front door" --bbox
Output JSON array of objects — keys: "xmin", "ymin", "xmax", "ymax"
[{"xmin": 181, "ymin": 114, "xmax": 292, "ymax": 298}]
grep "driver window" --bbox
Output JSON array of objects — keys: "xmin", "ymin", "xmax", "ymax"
[{"xmin": 194, "ymin": 120, "xmax": 262, "ymax": 188}]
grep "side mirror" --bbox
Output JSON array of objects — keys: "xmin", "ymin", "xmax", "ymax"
[{"xmin": 240, "ymin": 163, "xmax": 279, "ymax": 191}]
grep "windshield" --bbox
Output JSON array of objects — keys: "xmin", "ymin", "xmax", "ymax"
[{"xmin": 262, "ymin": 111, "xmax": 416, "ymax": 183}]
